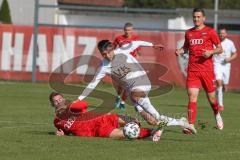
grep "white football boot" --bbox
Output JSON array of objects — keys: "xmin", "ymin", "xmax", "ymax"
[
  {"xmin": 180, "ymin": 117, "xmax": 197, "ymax": 134},
  {"xmin": 215, "ymin": 112, "xmax": 224, "ymax": 130},
  {"xmin": 157, "ymin": 120, "xmax": 168, "ymax": 130}
]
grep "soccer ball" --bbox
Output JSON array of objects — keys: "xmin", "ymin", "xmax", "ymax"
[{"xmin": 123, "ymin": 122, "xmax": 140, "ymax": 139}]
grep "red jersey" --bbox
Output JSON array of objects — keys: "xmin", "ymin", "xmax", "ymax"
[
  {"xmin": 183, "ymin": 26, "xmax": 221, "ymax": 71},
  {"xmin": 113, "ymin": 34, "xmax": 140, "ymax": 57},
  {"xmin": 54, "ymin": 113, "xmax": 118, "ymax": 137},
  {"xmin": 53, "ymin": 100, "xmax": 119, "ymax": 137}
]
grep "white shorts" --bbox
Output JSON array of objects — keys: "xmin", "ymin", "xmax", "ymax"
[
  {"xmin": 214, "ymin": 64, "xmax": 231, "ymax": 85},
  {"xmin": 129, "ymin": 85, "xmax": 152, "ymax": 113},
  {"xmin": 130, "ymin": 85, "xmax": 152, "ymax": 95}
]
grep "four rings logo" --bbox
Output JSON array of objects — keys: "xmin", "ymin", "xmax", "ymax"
[{"xmin": 190, "ymin": 39, "xmax": 203, "ymax": 45}]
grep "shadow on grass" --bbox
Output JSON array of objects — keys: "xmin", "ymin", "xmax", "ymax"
[
  {"xmin": 160, "ymin": 138, "xmax": 195, "ymax": 142},
  {"xmin": 25, "ymin": 131, "xmax": 55, "ymax": 135},
  {"xmin": 160, "ymin": 104, "xmax": 186, "ymax": 108}
]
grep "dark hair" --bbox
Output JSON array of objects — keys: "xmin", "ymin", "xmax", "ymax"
[
  {"xmin": 97, "ymin": 40, "xmax": 112, "ymax": 53},
  {"xmin": 193, "ymin": 8, "xmax": 205, "ymax": 16},
  {"xmin": 124, "ymin": 22, "xmax": 133, "ymax": 29},
  {"xmin": 49, "ymin": 92, "xmax": 63, "ymax": 107}
]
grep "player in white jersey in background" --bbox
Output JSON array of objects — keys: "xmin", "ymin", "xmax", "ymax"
[
  {"xmin": 77, "ymin": 39, "xmax": 196, "ymax": 133},
  {"xmin": 214, "ymin": 28, "xmax": 238, "ymax": 111}
]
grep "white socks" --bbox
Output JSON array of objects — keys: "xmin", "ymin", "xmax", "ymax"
[
  {"xmin": 137, "ymin": 97, "xmax": 182, "ymax": 126},
  {"xmin": 137, "ymin": 97, "xmax": 160, "ymax": 120},
  {"xmin": 134, "ymin": 103, "xmax": 144, "ymax": 113},
  {"xmin": 217, "ymin": 86, "xmax": 223, "ymax": 106},
  {"xmin": 159, "ymin": 115, "xmax": 182, "ymax": 126}
]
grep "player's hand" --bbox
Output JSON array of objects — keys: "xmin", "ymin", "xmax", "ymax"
[
  {"xmin": 202, "ymin": 49, "xmax": 213, "ymax": 58},
  {"xmin": 56, "ymin": 129, "xmax": 65, "ymax": 136},
  {"xmin": 153, "ymin": 44, "xmax": 164, "ymax": 51},
  {"xmin": 175, "ymin": 48, "xmax": 184, "ymax": 56}
]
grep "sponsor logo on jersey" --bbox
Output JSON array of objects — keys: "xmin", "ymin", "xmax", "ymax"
[
  {"xmin": 190, "ymin": 39, "xmax": 203, "ymax": 45},
  {"xmin": 64, "ymin": 117, "xmax": 76, "ymax": 130},
  {"xmin": 112, "ymin": 65, "xmax": 131, "ymax": 79}
]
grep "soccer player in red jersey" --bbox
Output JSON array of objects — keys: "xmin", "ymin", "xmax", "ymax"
[
  {"xmin": 113, "ymin": 22, "xmax": 140, "ymax": 57},
  {"xmin": 113, "ymin": 23, "xmax": 140, "ymax": 109},
  {"xmin": 175, "ymin": 8, "xmax": 224, "ymax": 133},
  {"xmin": 49, "ymin": 92, "xmax": 163, "ymax": 141}
]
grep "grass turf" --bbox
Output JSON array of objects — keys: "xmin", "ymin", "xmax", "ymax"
[{"xmin": 0, "ymin": 81, "xmax": 239, "ymax": 160}]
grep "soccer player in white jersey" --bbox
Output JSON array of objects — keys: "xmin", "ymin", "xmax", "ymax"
[
  {"xmin": 214, "ymin": 28, "xmax": 238, "ymax": 111},
  {"xmin": 78, "ymin": 39, "xmax": 196, "ymax": 133}
]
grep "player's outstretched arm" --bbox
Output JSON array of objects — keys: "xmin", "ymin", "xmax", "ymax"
[
  {"xmin": 78, "ymin": 66, "xmax": 106, "ymax": 100},
  {"xmin": 115, "ymin": 40, "xmax": 163, "ymax": 54},
  {"xmin": 153, "ymin": 43, "xmax": 164, "ymax": 51},
  {"xmin": 133, "ymin": 41, "xmax": 164, "ymax": 50}
]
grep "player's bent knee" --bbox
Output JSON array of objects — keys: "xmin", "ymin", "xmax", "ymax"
[
  {"xmin": 216, "ymin": 80, "xmax": 223, "ymax": 87},
  {"xmin": 187, "ymin": 89, "xmax": 199, "ymax": 102},
  {"xmin": 109, "ymin": 129, "xmax": 125, "ymax": 138},
  {"xmin": 131, "ymin": 90, "xmax": 146, "ymax": 98},
  {"xmin": 189, "ymin": 95, "xmax": 198, "ymax": 102},
  {"xmin": 118, "ymin": 117, "xmax": 127, "ymax": 126}
]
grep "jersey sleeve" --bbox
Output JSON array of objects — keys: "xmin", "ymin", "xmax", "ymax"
[
  {"xmin": 183, "ymin": 31, "xmax": 189, "ymax": 49},
  {"xmin": 114, "ymin": 40, "xmax": 153, "ymax": 54},
  {"xmin": 210, "ymin": 29, "xmax": 221, "ymax": 46},
  {"xmin": 54, "ymin": 118, "xmax": 61, "ymax": 130},
  {"xmin": 69, "ymin": 100, "xmax": 88, "ymax": 113},
  {"xmin": 53, "ymin": 118, "xmax": 70, "ymax": 135},
  {"xmin": 78, "ymin": 65, "xmax": 106, "ymax": 100},
  {"xmin": 133, "ymin": 36, "xmax": 141, "ymax": 52}
]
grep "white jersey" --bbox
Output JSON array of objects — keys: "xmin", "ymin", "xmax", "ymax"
[
  {"xmin": 214, "ymin": 38, "xmax": 236, "ymax": 67},
  {"xmin": 78, "ymin": 41, "xmax": 153, "ymax": 100}
]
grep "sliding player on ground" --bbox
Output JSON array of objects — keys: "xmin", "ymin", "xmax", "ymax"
[{"xmin": 49, "ymin": 92, "xmax": 162, "ymax": 141}]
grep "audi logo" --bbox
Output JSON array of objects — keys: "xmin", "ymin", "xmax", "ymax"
[{"xmin": 190, "ymin": 39, "xmax": 203, "ymax": 45}]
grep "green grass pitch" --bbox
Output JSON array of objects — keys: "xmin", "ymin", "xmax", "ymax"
[{"xmin": 0, "ymin": 81, "xmax": 239, "ymax": 160}]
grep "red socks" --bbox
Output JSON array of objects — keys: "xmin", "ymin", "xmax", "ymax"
[
  {"xmin": 139, "ymin": 128, "xmax": 152, "ymax": 138},
  {"xmin": 188, "ymin": 102, "xmax": 197, "ymax": 124},
  {"xmin": 211, "ymin": 100, "xmax": 219, "ymax": 115},
  {"xmin": 188, "ymin": 100, "xmax": 219, "ymax": 125},
  {"xmin": 187, "ymin": 100, "xmax": 219, "ymax": 125}
]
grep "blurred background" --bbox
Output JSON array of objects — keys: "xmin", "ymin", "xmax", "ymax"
[{"xmin": 0, "ymin": 0, "xmax": 239, "ymax": 90}]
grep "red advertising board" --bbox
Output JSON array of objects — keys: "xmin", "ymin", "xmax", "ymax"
[{"xmin": 0, "ymin": 24, "xmax": 239, "ymax": 90}]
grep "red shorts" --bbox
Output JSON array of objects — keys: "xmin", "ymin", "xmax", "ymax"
[
  {"xmin": 186, "ymin": 71, "xmax": 215, "ymax": 93},
  {"xmin": 73, "ymin": 114, "xmax": 119, "ymax": 137}
]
